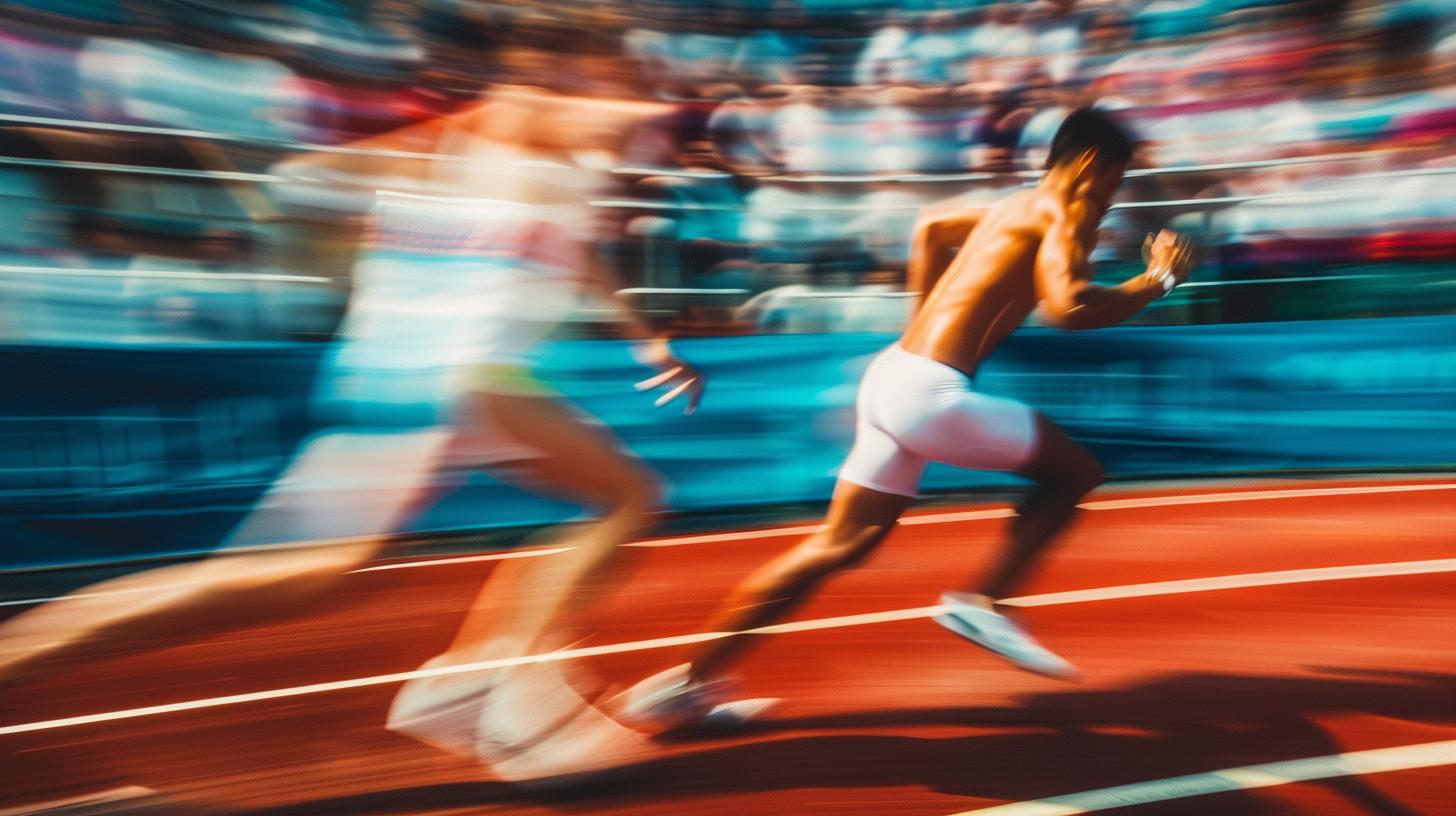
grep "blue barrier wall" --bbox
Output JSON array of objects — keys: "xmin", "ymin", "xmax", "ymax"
[{"xmin": 2, "ymin": 315, "xmax": 1454, "ymax": 569}]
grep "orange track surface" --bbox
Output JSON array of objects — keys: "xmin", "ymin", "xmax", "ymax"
[{"xmin": 2, "ymin": 477, "xmax": 1454, "ymax": 815}]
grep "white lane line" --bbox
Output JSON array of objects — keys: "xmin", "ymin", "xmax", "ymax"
[
  {"xmin": 1000, "ymin": 559, "xmax": 1456, "ymax": 608},
  {"xmin": 3, "ymin": 557, "xmax": 1452, "ymax": 737},
  {"xmin": 901, "ymin": 508, "xmax": 1018, "ymax": 526},
  {"xmin": 1080, "ymin": 482, "xmax": 1456, "ymax": 512},
  {"xmin": 0, "ymin": 547, "xmax": 578, "ymax": 608},
  {"xmin": 951, "ymin": 739, "xmax": 1456, "ymax": 815},
  {"xmin": 349, "ymin": 547, "xmax": 573, "ymax": 574},
  {"xmin": 624, "ymin": 523, "xmax": 828, "ymax": 548},
  {"xmin": 360, "ymin": 482, "xmax": 1456, "ymax": 569},
  {"xmin": 625, "ymin": 508, "xmax": 1016, "ymax": 549},
  {"xmin": 0, "ymin": 585, "xmax": 162, "ymax": 609},
  {"xmin": 5, "ymin": 483, "xmax": 1450, "ymax": 608},
  {"xmin": 0, "ymin": 786, "xmax": 164, "ymax": 816}
]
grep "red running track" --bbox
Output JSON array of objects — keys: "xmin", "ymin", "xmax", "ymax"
[{"xmin": 2, "ymin": 477, "xmax": 1454, "ymax": 815}]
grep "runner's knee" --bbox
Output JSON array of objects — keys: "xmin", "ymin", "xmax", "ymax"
[
  {"xmin": 813, "ymin": 523, "xmax": 893, "ymax": 572},
  {"xmin": 1025, "ymin": 441, "xmax": 1103, "ymax": 499},
  {"xmin": 1070, "ymin": 458, "xmax": 1105, "ymax": 497},
  {"xmin": 597, "ymin": 463, "xmax": 662, "ymax": 516},
  {"xmin": 620, "ymin": 467, "xmax": 664, "ymax": 512},
  {"xmin": 753, "ymin": 526, "xmax": 877, "ymax": 593}
]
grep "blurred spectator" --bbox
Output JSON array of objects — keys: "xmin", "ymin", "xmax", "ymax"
[
  {"xmin": 0, "ymin": 0, "xmax": 1453, "ymax": 338},
  {"xmin": 965, "ymin": 3, "xmax": 1036, "ymax": 85},
  {"xmin": 742, "ymin": 180, "xmax": 870, "ymax": 266},
  {"xmin": 731, "ymin": 26, "xmax": 812, "ymax": 86},
  {"xmin": 771, "ymin": 86, "xmax": 890, "ymax": 174},
  {"xmin": 968, "ymin": 86, "xmax": 1035, "ymax": 172},
  {"xmin": 0, "ymin": 0, "xmax": 165, "ymax": 35},
  {"xmin": 849, "ymin": 183, "xmax": 929, "ymax": 268},
  {"xmin": 75, "ymin": 33, "xmax": 330, "ymax": 142},
  {"xmin": 901, "ymin": 11, "xmax": 978, "ymax": 86},
  {"xmin": 869, "ymin": 84, "xmax": 980, "ymax": 173},
  {"xmin": 854, "ymin": 13, "xmax": 914, "ymax": 86},
  {"xmin": 737, "ymin": 266, "xmax": 911, "ymax": 333},
  {"xmin": 0, "ymin": 20, "xmax": 87, "ymax": 118},
  {"xmin": 1016, "ymin": 73, "xmax": 1082, "ymax": 170},
  {"xmin": 708, "ymin": 86, "xmax": 785, "ymax": 174}
]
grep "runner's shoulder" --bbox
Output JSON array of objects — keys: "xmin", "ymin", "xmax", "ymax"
[{"xmin": 997, "ymin": 188, "xmax": 1059, "ymax": 238}]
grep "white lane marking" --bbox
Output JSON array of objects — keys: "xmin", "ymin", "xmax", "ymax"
[
  {"xmin": 0, "ymin": 786, "xmax": 163, "ymax": 816},
  {"xmin": 3, "ymin": 557, "xmax": 1452, "ymax": 737},
  {"xmin": 622, "ymin": 524, "xmax": 827, "ymax": 548},
  {"xmin": 626, "ymin": 508, "xmax": 1016, "ymax": 548},
  {"xmin": 1000, "ymin": 559, "xmax": 1456, "ymax": 608},
  {"xmin": 0, "ymin": 585, "xmax": 161, "ymax": 609},
  {"xmin": 0, "ymin": 547, "xmax": 578, "ymax": 608},
  {"xmin": 901, "ymin": 508, "xmax": 1018, "ymax": 526},
  {"xmin": 361, "ymin": 482, "xmax": 1456, "ymax": 568},
  {"xmin": 951, "ymin": 739, "xmax": 1456, "ymax": 815},
  {"xmin": 5, "ymin": 483, "xmax": 1450, "ymax": 608},
  {"xmin": 1080, "ymin": 482, "xmax": 1456, "ymax": 511},
  {"xmin": 350, "ymin": 547, "xmax": 572, "ymax": 574}
]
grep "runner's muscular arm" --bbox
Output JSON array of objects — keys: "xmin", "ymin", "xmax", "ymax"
[
  {"xmin": 907, "ymin": 208, "xmax": 984, "ymax": 311},
  {"xmin": 1034, "ymin": 200, "xmax": 1168, "ymax": 331}
]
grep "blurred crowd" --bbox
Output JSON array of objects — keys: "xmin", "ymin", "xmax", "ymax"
[{"xmin": 0, "ymin": 0, "xmax": 1454, "ymax": 341}]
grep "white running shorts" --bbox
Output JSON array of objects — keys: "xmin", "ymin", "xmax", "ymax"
[{"xmin": 838, "ymin": 344, "xmax": 1040, "ymax": 497}]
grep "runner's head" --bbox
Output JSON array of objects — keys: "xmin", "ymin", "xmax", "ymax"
[{"xmin": 1045, "ymin": 108, "xmax": 1134, "ymax": 212}]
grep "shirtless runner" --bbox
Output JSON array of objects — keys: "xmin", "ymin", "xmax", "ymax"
[{"xmin": 618, "ymin": 108, "xmax": 1196, "ymax": 727}]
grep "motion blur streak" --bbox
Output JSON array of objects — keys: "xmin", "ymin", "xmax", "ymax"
[
  {"xmin": 7, "ymin": 481, "xmax": 1449, "ymax": 606},
  {"xmin": 6, "ymin": 556, "xmax": 1453, "ymax": 736},
  {"xmin": 0, "ymin": 0, "xmax": 1453, "ymax": 812}
]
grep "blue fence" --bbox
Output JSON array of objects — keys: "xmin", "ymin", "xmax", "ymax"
[{"xmin": 2, "ymin": 315, "xmax": 1454, "ymax": 570}]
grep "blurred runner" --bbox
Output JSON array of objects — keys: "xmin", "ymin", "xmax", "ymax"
[
  {"xmin": 620, "ymin": 108, "xmax": 1196, "ymax": 728},
  {"xmin": 0, "ymin": 35, "xmax": 701, "ymax": 782}
]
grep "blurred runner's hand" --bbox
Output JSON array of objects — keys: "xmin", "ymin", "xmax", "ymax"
[
  {"xmin": 1142, "ymin": 230, "xmax": 1196, "ymax": 294},
  {"xmin": 634, "ymin": 339, "xmax": 705, "ymax": 415}
]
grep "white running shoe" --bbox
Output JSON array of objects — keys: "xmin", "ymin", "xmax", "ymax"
[
  {"xmin": 388, "ymin": 655, "xmax": 656, "ymax": 783},
  {"xmin": 612, "ymin": 664, "xmax": 777, "ymax": 732},
  {"xmin": 480, "ymin": 661, "xmax": 657, "ymax": 785},
  {"xmin": 934, "ymin": 592, "xmax": 1078, "ymax": 680},
  {"xmin": 386, "ymin": 654, "xmax": 502, "ymax": 759}
]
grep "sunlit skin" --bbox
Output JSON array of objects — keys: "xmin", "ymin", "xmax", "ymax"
[{"xmin": 681, "ymin": 146, "xmax": 1195, "ymax": 684}]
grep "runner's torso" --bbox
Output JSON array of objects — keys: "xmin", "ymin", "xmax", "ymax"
[
  {"xmin": 899, "ymin": 189, "xmax": 1055, "ymax": 377},
  {"xmin": 318, "ymin": 106, "xmax": 605, "ymax": 424}
]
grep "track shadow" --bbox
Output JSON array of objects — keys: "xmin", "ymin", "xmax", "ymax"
[{"xmin": 241, "ymin": 668, "xmax": 1454, "ymax": 815}]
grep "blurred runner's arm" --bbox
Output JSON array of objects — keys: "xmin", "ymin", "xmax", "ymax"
[
  {"xmin": 583, "ymin": 252, "xmax": 705, "ymax": 414},
  {"xmin": 1035, "ymin": 202, "xmax": 1192, "ymax": 330}
]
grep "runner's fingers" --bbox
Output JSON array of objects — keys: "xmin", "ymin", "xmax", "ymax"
[
  {"xmin": 635, "ymin": 366, "xmax": 683, "ymax": 391},
  {"xmin": 685, "ymin": 378, "xmax": 705, "ymax": 415},
  {"xmin": 654, "ymin": 377, "xmax": 696, "ymax": 408}
]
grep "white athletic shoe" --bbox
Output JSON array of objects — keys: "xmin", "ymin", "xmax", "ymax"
[
  {"xmin": 480, "ymin": 662, "xmax": 657, "ymax": 785},
  {"xmin": 612, "ymin": 664, "xmax": 777, "ymax": 733},
  {"xmin": 386, "ymin": 654, "xmax": 502, "ymax": 759},
  {"xmin": 934, "ymin": 593, "xmax": 1078, "ymax": 680},
  {"xmin": 388, "ymin": 655, "xmax": 656, "ymax": 783}
]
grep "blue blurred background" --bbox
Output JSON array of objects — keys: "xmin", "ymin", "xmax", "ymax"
[{"xmin": 0, "ymin": 0, "xmax": 1453, "ymax": 569}]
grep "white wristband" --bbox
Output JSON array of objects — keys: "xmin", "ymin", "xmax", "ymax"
[{"xmin": 1148, "ymin": 267, "xmax": 1176, "ymax": 296}]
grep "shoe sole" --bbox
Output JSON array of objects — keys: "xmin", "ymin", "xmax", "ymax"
[
  {"xmin": 933, "ymin": 612, "xmax": 1078, "ymax": 681},
  {"xmin": 695, "ymin": 697, "xmax": 780, "ymax": 731}
]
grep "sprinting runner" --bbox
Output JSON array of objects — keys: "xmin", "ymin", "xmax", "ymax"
[
  {"xmin": 0, "ymin": 71, "xmax": 703, "ymax": 778},
  {"xmin": 620, "ymin": 108, "xmax": 1195, "ymax": 726}
]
